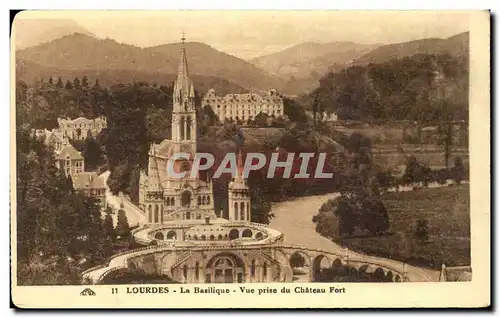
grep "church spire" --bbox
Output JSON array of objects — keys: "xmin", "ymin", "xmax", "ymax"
[
  {"xmin": 176, "ymin": 33, "xmax": 190, "ymax": 89},
  {"xmin": 236, "ymin": 149, "xmax": 244, "ymax": 178}
]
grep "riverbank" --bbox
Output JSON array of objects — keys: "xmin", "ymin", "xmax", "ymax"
[{"xmin": 268, "ymin": 193, "xmax": 440, "ymax": 281}]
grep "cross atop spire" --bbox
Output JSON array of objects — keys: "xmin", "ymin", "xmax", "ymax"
[{"xmin": 174, "ymin": 31, "xmax": 192, "ymax": 100}]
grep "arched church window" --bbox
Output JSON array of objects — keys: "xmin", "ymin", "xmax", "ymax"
[
  {"xmin": 197, "ymin": 196, "xmax": 202, "ymax": 206},
  {"xmin": 186, "ymin": 116, "xmax": 191, "ymax": 140},
  {"xmin": 218, "ymin": 234, "xmax": 223, "ymax": 240},
  {"xmin": 201, "ymin": 235, "xmax": 206, "ymax": 240},
  {"xmin": 195, "ymin": 262, "xmax": 200, "ymax": 281},
  {"xmin": 202, "ymin": 196, "xmax": 206, "ymax": 205},
  {"xmin": 180, "ymin": 116, "xmax": 185, "ymax": 140},
  {"xmin": 207, "ymin": 196, "xmax": 211, "ymax": 205},
  {"xmin": 234, "ymin": 203, "xmax": 238, "ymax": 220},
  {"xmin": 154, "ymin": 205, "xmax": 159, "ymax": 223},
  {"xmin": 240, "ymin": 202, "xmax": 245, "ymax": 220},
  {"xmin": 148, "ymin": 205, "xmax": 152, "ymax": 223},
  {"xmin": 183, "ymin": 264, "xmax": 188, "ymax": 280}
]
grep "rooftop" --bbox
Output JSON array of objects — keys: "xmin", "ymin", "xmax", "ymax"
[
  {"xmin": 56, "ymin": 144, "xmax": 83, "ymax": 160},
  {"xmin": 72, "ymin": 172, "xmax": 106, "ymax": 190}
]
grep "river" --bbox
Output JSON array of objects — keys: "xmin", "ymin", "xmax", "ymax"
[{"xmin": 269, "ymin": 192, "xmax": 440, "ymax": 281}]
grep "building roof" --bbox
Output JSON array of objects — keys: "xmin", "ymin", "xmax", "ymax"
[
  {"xmin": 72, "ymin": 172, "xmax": 106, "ymax": 190},
  {"xmin": 203, "ymin": 89, "xmax": 283, "ymax": 104},
  {"xmin": 58, "ymin": 116, "xmax": 107, "ymax": 125},
  {"xmin": 56, "ymin": 144, "xmax": 83, "ymax": 160}
]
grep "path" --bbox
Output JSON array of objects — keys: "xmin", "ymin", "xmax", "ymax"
[
  {"xmin": 269, "ymin": 192, "xmax": 440, "ymax": 281},
  {"xmin": 98, "ymin": 171, "xmax": 146, "ymax": 228}
]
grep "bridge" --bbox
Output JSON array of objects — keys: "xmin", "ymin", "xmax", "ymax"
[{"xmin": 81, "ymin": 239, "xmax": 432, "ymax": 284}]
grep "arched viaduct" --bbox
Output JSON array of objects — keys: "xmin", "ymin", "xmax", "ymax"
[{"xmin": 81, "ymin": 242, "xmax": 433, "ymax": 284}]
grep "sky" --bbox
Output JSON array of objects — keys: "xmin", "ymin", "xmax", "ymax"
[{"xmin": 16, "ymin": 11, "xmax": 470, "ymax": 60}]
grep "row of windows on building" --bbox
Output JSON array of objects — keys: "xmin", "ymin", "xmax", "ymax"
[
  {"xmin": 147, "ymin": 195, "xmax": 212, "ymax": 208},
  {"xmin": 153, "ymin": 228, "xmax": 265, "ymax": 242},
  {"xmin": 62, "ymin": 158, "xmax": 84, "ymax": 175}
]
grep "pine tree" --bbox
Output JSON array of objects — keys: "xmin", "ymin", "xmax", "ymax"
[
  {"xmin": 65, "ymin": 80, "xmax": 73, "ymax": 90},
  {"xmin": 82, "ymin": 76, "xmax": 89, "ymax": 88},
  {"xmin": 102, "ymin": 207, "xmax": 115, "ymax": 242},
  {"xmin": 116, "ymin": 210, "xmax": 130, "ymax": 238},
  {"xmin": 92, "ymin": 79, "xmax": 100, "ymax": 90},
  {"xmin": 73, "ymin": 77, "xmax": 81, "ymax": 89},
  {"xmin": 56, "ymin": 77, "xmax": 63, "ymax": 88}
]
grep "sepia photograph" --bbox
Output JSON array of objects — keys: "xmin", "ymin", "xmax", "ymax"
[{"xmin": 10, "ymin": 9, "xmax": 490, "ymax": 308}]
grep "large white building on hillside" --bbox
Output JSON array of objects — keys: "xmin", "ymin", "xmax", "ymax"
[
  {"xmin": 202, "ymin": 89, "xmax": 284, "ymax": 123},
  {"xmin": 57, "ymin": 116, "xmax": 107, "ymax": 140}
]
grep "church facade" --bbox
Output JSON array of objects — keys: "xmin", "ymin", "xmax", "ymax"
[{"xmin": 139, "ymin": 37, "xmax": 251, "ymax": 225}]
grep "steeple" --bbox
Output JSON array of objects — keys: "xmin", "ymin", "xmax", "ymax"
[
  {"xmin": 177, "ymin": 34, "xmax": 189, "ymax": 83},
  {"xmin": 174, "ymin": 33, "xmax": 194, "ymax": 100},
  {"xmin": 236, "ymin": 149, "xmax": 244, "ymax": 179},
  {"xmin": 171, "ymin": 33, "xmax": 197, "ymax": 149}
]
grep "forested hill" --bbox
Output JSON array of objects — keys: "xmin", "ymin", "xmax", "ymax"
[
  {"xmin": 16, "ymin": 58, "xmax": 247, "ymax": 95},
  {"xmin": 308, "ymin": 53, "xmax": 468, "ymax": 122},
  {"xmin": 353, "ymin": 32, "xmax": 469, "ymax": 66},
  {"xmin": 15, "ymin": 33, "xmax": 285, "ymax": 93}
]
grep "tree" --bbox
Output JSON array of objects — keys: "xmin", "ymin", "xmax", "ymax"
[
  {"xmin": 92, "ymin": 79, "xmax": 101, "ymax": 90},
  {"xmin": 116, "ymin": 210, "xmax": 130, "ymax": 238},
  {"xmin": 283, "ymin": 97, "xmax": 307, "ymax": 123},
  {"xmin": 56, "ymin": 77, "xmax": 63, "ymax": 88},
  {"xmin": 65, "ymin": 80, "xmax": 73, "ymax": 90},
  {"xmin": 451, "ymin": 156, "xmax": 465, "ymax": 184},
  {"xmin": 16, "ymin": 127, "xmax": 107, "ymax": 285},
  {"xmin": 312, "ymin": 91, "xmax": 319, "ymax": 128},
  {"xmin": 439, "ymin": 120, "xmax": 453, "ymax": 169},
  {"xmin": 254, "ymin": 112, "xmax": 269, "ymax": 127},
  {"xmin": 82, "ymin": 76, "xmax": 89, "ymax": 88},
  {"xmin": 48, "ymin": 76, "xmax": 53, "ymax": 85},
  {"xmin": 73, "ymin": 77, "xmax": 81, "ymax": 89},
  {"xmin": 415, "ymin": 219, "xmax": 429, "ymax": 243},
  {"xmin": 83, "ymin": 136, "xmax": 103, "ymax": 171}
]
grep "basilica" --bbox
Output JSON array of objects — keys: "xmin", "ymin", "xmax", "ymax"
[{"xmin": 138, "ymin": 36, "xmax": 251, "ymax": 225}]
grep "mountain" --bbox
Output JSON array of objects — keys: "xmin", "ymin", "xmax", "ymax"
[
  {"xmin": 15, "ymin": 33, "xmax": 286, "ymax": 93},
  {"xmin": 250, "ymin": 41, "xmax": 380, "ymax": 80},
  {"xmin": 15, "ymin": 58, "xmax": 247, "ymax": 95},
  {"xmin": 13, "ymin": 18, "xmax": 95, "ymax": 50},
  {"xmin": 353, "ymin": 32, "xmax": 469, "ymax": 66}
]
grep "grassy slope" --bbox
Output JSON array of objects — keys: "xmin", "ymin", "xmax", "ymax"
[{"xmin": 340, "ymin": 184, "xmax": 470, "ymax": 269}]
